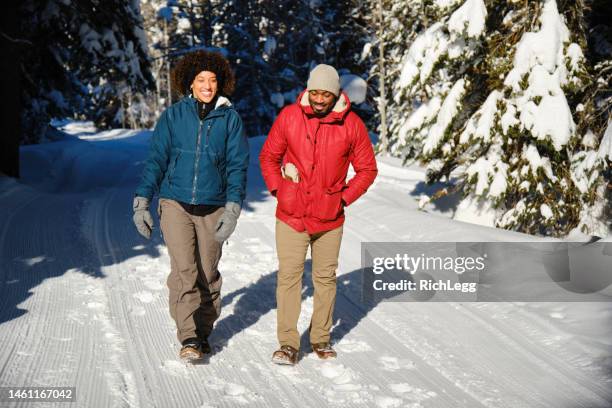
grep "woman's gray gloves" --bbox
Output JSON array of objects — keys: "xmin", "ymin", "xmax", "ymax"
[
  {"xmin": 215, "ymin": 202, "xmax": 241, "ymax": 242},
  {"xmin": 133, "ymin": 197, "xmax": 239, "ymax": 242},
  {"xmin": 133, "ymin": 196, "xmax": 154, "ymax": 239}
]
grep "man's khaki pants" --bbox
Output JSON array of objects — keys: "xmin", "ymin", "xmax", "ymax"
[
  {"xmin": 275, "ymin": 219, "xmax": 343, "ymax": 350},
  {"xmin": 159, "ymin": 198, "xmax": 223, "ymax": 343}
]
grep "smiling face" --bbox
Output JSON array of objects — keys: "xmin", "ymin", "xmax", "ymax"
[
  {"xmin": 191, "ymin": 71, "xmax": 218, "ymax": 103},
  {"xmin": 308, "ymin": 89, "xmax": 336, "ymax": 116}
]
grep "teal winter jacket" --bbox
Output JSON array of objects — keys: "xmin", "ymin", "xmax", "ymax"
[{"xmin": 135, "ymin": 95, "xmax": 249, "ymax": 205}]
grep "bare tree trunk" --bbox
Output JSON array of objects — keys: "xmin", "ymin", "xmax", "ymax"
[
  {"xmin": 155, "ymin": 60, "xmax": 161, "ymax": 115},
  {"xmin": 189, "ymin": 0, "xmax": 195, "ymax": 47},
  {"xmin": 422, "ymin": 0, "xmax": 428, "ymax": 28},
  {"xmin": 164, "ymin": 19, "xmax": 172, "ymax": 105},
  {"xmin": 377, "ymin": 0, "xmax": 388, "ymax": 153},
  {"xmin": 121, "ymin": 87, "xmax": 126, "ymax": 129},
  {"xmin": 203, "ymin": 0, "xmax": 210, "ymax": 46},
  {"xmin": 128, "ymin": 92, "xmax": 136, "ymax": 129}
]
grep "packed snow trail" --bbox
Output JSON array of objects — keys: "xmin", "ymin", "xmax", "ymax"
[{"xmin": 0, "ymin": 125, "xmax": 610, "ymax": 408}]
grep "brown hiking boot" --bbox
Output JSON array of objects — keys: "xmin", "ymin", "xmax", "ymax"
[
  {"xmin": 179, "ymin": 341, "xmax": 205, "ymax": 362},
  {"xmin": 312, "ymin": 342, "xmax": 337, "ymax": 359},
  {"xmin": 271, "ymin": 345, "xmax": 299, "ymax": 365}
]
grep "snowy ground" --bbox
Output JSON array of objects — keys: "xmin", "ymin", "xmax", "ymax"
[{"xmin": 0, "ymin": 123, "xmax": 611, "ymax": 408}]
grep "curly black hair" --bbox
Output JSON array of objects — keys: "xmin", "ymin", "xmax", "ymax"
[{"xmin": 171, "ymin": 50, "xmax": 236, "ymax": 98}]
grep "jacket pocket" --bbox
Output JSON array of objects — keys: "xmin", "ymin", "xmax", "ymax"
[
  {"xmin": 200, "ymin": 151, "xmax": 223, "ymax": 193},
  {"xmin": 314, "ymin": 183, "xmax": 345, "ymax": 221},
  {"xmin": 277, "ymin": 178, "xmax": 300, "ymax": 216},
  {"xmin": 168, "ymin": 151, "xmax": 181, "ymax": 185},
  {"xmin": 214, "ymin": 158, "xmax": 227, "ymax": 192}
]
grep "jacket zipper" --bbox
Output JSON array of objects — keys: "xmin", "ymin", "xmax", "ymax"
[
  {"xmin": 191, "ymin": 120, "xmax": 204, "ymax": 204},
  {"xmin": 191, "ymin": 121, "xmax": 213, "ymax": 204},
  {"xmin": 204, "ymin": 121, "xmax": 212, "ymax": 148}
]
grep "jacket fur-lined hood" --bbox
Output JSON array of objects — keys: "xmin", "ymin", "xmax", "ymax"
[
  {"xmin": 186, "ymin": 94, "xmax": 232, "ymax": 108},
  {"xmin": 297, "ymin": 90, "xmax": 351, "ymax": 123}
]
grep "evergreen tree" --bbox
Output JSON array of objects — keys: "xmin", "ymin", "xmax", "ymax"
[
  {"xmin": 207, "ymin": 0, "xmax": 370, "ymax": 134},
  {"xmin": 140, "ymin": 0, "xmax": 370, "ymax": 135},
  {"xmin": 20, "ymin": 0, "xmax": 154, "ymax": 143},
  {"xmin": 377, "ymin": 0, "xmax": 611, "ymax": 237},
  {"xmin": 361, "ymin": 0, "xmax": 442, "ymax": 154}
]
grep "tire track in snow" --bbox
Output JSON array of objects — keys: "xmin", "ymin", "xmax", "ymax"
[
  {"xmin": 344, "ymin": 194, "xmax": 612, "ymax": 407},
  {"xmin": 0, "ymin": 191, "xmax": 113, "ymax": 407},
  {"xmin": 233, "ymin": 213, "xmax": 485, "ymax": 407},
  {"xmin": 83, "ymin": 189, "xmax": 141, "ymax": 407},
  {"xmin": 96, "ymin": 188, "xmax": 282, "ymax": 407},
  {"xmin": 0, "ymin": 189, "xmax": 43, "ymax": 291},
  {"xmin": 211, "ymin": 218, "xmax": 329, "ymax": 408},
  {"xmin": 454, "ymin": 303, "xmax": 612, "ymax": 406}
]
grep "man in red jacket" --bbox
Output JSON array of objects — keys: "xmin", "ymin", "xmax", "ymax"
[{"xmin": 259, "ymin": 64, "xmax": 378, "ymax": 365}]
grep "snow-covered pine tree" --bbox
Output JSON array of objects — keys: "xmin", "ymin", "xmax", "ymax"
[
  {"xmin": 142, "ymin": 0, "xmax": 304, "ymax": 133},
  {"xmin": 207, "ymin": 0, "xmax": 278, "ymax": 134},
  {"xmin": 439, "ymin": 0, "xmax": 609, "ymax": 237},
  {"xmin": 20, "ymin": 0, "xmax": 154, "ymax": 142},
  {"xmin": 426, "ymin": 0, "xmax": 587, "ymax": 235},
  {"xmin": 379, "ymin": 0, "xmax": 611, "ymax": 237},
  {"xmin": 567, "ymin": 0, "xmax": 612, "ymax": 236},
  {"xmin": 385, "ymin": 0, "xmax": 488, "ymax": 162},
  {"xmin": 141, "ymin": 0, "xmax": 171, "ymax": 116},
  {"xmin": 293, "ymin": 0, "xmax": 372, "ymax": 119},
  {"xmin": 206, "ymin": 0, "xmax": 369, "ymax": 135},
  {"xmin": 360, "ymin": 0, "xmax": 438, "ymax": 154},
  {"xmin": 141, "ymin": 0, "xmax": 214, "ymax": 109}
]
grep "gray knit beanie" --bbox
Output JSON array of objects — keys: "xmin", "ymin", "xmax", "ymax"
[{"xmin": 307, "ymin": 64, "xmax": 340, "ymax": 97}]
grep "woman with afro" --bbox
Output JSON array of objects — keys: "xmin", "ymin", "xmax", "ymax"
[{"xmin": 133, "ymin": 50, "xmax": 249, "ymax": 361}]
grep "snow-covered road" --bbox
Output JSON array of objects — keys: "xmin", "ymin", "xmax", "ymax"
[{"xmin": 0, "ymin": 126, "xmax": 610, "ymax": 407}]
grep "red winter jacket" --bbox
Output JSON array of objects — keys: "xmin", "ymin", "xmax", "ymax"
[{"xmin": 259, "ymin": 90, "xmax": 378, "ymax": 234}]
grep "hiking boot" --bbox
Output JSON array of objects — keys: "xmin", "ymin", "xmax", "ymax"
[
  {"xmin": 271, "ymin": 345, "xmax": 299, "ymax": 365},
  {"xmin": 180, "ymin": 343, "xmax": 203, "ymax": 361},
  {"xmin": 179, "ymin": 338, "xmax": 207, "ymax": 362},
  {"xmin": 312, "ymin": 342, "xmax": 337, "ymax": 359}
]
